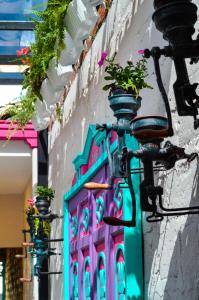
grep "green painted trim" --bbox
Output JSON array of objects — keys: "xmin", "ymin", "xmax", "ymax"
[
  {"xmin": 64, "ymin": 201, "xmax": 70, "ymax": 300},
  {"xmin": 124, "ymin": 134, "xmax": 143, "ymax": 300},
  {"xmin": 64, "ymin": 140, "xmax": 118, "ymax": 202},
  {"xmin": 114, "ymin": 244, "xmax": 125, "ymax": 300},
  {"xmin": 96, "ymin": 252, "xmax": 107, "ymax": 300}
]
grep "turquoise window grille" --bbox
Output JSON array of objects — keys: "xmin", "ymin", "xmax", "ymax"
[
  {"xmin": 72, "ymin": 262, "xmax": 78, "ymax": 300},
  {"xmin": 97, "ymin": 252, "xmax": 106, "ymax": 300},
  {"xmin": 83, "ymin": 256, "xmax": 91, "ymax": 300},
  {"xmin": 114, "ymin": 245, "xmax": 126, "ymax": 300}
]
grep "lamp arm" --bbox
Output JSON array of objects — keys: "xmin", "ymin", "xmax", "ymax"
[
  {"xmin": 153, "ymin": 50, "xmax": 174, "ymax": 136},
  {"xmin": 103, "ymin": 156, "xmax": 136, "ymax": 227},
  {"xmin": 147, "ymin": 192, "xmax": 199, "ymax": 222},
  {"xmin": 158, "ymin": 193, "xmax": 199, "ymax": 212}
]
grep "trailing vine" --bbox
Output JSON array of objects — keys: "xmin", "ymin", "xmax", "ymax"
[{"xmin": 2, "ymin": 0, "xmax": 72, "ymax": 127}]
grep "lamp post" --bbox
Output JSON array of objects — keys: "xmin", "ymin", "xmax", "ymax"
[{"xmin": 85, "ymin": 111, "xmax": 198, "ymax": 225}]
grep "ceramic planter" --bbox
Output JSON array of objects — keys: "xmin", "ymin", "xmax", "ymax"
[
  {"xmin": 40, "ymin": 78, "xmax": 63, "ymax": 106},
  {"xmin": 64, "ymin": 0, "xmax": 98, "ymax": 41},
  {"xmin": 47, "ymin": 58, "xmax": 73, "ymax": 91},
  {"xmin": 34, "ymin": 99, "xmax": 51, "ymax": 118},
  {"xmin": 59, "ymin": 32, "xmax": 84, "ymax": 66},
  {"xmin": 108, "ymin": 93, "xmax": 141, "ymax": 125},
  {"xmin": 35, "ymin": 196, "xmax": 50, "ymax": 215},
  {"xmin": 131, "ymin": 116, "xmax": 169, "ymax": 142},
  {"xmin": 31, "ymin": 113, "xmax": 50, "ymax": 131},
  {"xmin": 31, "ymin": 99, "xmax": 51, "ymax": 131}
]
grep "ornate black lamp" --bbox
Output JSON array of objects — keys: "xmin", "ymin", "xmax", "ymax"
[
  {"xmin": 144, "ymin": 0, "xmax": 199, "ymax": 129},
  {"xmin": 128, "ymin": 116, "xmax": 198, "ymax": 222},
  {"xmin": 23, "ymin": 202, "xmax": 63, "ymax": 278},
  {"xmin": 85, "ymin": 105, "xmax": 198, "ymax": 226}
]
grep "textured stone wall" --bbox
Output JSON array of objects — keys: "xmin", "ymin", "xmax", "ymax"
[{"xmin": 48, "ymin": 0, "xmax": 199, "ymax": 299}]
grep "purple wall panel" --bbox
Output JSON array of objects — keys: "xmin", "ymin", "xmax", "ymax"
[{"xmin": 68, "ymin": 164, "xmax": 125, "ymax": 299}]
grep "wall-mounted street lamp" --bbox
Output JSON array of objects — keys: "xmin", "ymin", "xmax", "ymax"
[
  {"xmin": 21, "ymin": 199, "xmax": 63, "ymax": 279},
  {"xmin": 85, "ymin": 93, "xmax": 198, "ymax": 225},
  {"xmin": 84, "ymin": 0, "xmax": 199, "ymax": 227},
  {"xmin": 144, "ymin": 0, "xmax": 199, "ymax": 129}
]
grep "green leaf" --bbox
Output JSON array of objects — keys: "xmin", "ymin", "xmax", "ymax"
[
  {"xmin": 104, "ymin": 76, "xmax": 113, "ymax": 81},
  {"xmin": 103, "ymin": 83, "xmax": 114, "ymax": 91}
]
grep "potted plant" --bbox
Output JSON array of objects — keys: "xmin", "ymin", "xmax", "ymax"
[
  {"xmin": 35, "ymin": 186, "xmax": 55, "ymax": 215},
  {"xmin": 99, "ymin": 52, "xmax": 152, "ymax": 124}
]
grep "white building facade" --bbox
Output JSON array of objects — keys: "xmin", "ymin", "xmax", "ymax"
[{"xmin": 47, "ymin": 0, "xmax": 199, "ymax": 299}]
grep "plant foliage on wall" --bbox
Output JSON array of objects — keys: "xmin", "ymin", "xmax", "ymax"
[{"xmin": 2, "ymin": 0, "xmax": 72, "ymax": 127}]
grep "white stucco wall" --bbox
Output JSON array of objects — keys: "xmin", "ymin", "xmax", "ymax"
[{"xmin": 48, "ymin": 0, "xmax": 199, "ymax": 299}]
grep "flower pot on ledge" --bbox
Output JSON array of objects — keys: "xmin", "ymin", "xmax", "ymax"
[{"xmin": 35, "ymin": 197, "xmax": 50, "ymax": 215}]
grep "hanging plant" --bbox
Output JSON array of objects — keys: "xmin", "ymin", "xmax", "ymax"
[
  {"xmin": 1, "ymin": 0, "xmax": 72, "ymax": 127},
  {"xmin": 24, "ymin": 0, "xmax": 72, "ymax": 98},
  {"xmin": 25, "ymin": 199, "xmax": 51, "ymax": 238},
  {"xmin": 34, "ymin": 218, "xmax": 51, "ymax": 238}
]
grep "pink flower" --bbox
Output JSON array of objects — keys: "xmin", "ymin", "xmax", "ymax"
[
  {"xmin": 27, "ymin": 198, "xmax": 35, "ymax": 207},
  {"xmin": 16, "ymin": 47, "xmax": 29, "ymax": 57},
  {"xmin": 16, "ymin": 50, "xmax": 22, "ymax": 57},
  {"xmin": 138, "ymin": 49, "xmax": 145, "ymax": 55},
  {"xmin": 98, "ymin": 51, "xmax": 108, "ymax": 67},
  {"xmin": 21, "ymin": 47, "xmax": 29, "ymax": 55}
]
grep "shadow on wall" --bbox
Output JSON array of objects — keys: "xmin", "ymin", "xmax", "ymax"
[
  {"xmin": 132, "ymin": 0, "xmax": 175, "ymax": 297},
  {"xmin": 143, "ymin": 157, "xmax": 199, "ymax": 299},
  {"xmin": 163, "ymin": 160, "xmax": 199, "ymax": 300}
]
